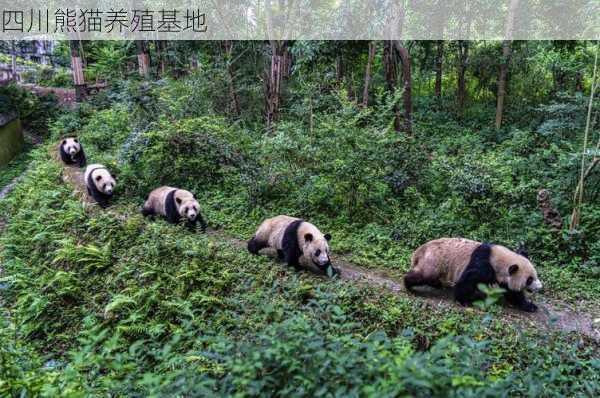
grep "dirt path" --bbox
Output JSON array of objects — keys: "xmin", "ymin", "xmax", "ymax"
[{"xmin": 51, "ymin": 147, "xmax": 600, "ymax": 343}]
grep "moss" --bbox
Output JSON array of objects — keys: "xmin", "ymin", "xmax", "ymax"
[{"xmin": 0, "ymin": 117, "xmax": 24, "ymax": 167}]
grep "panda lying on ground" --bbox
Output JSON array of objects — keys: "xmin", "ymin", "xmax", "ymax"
[
  {"xmin": 142, "ymin": 186, "xmax": 207, "ymax": 232},
  {"xmin": 404, "ymin": 238, "xmax": 542, "ymax": 312},
  {"xmin": 84, "ymin": 164, "xmax": 116, "ymax": 208},
  {"xmin": 248, "ymin": 215, "xmax": 338, "ymax": 277},
  {"xmin": 59, "ymin": 137, "xmax": 86, "ymax": 167}
]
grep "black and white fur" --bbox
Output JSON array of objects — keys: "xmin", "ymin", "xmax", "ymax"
[
  {"xmin": 59, "ymin": 137, "xmax": 86, "ymax": 167},
  {"xmin": 405, "ymin": 238, "xmax": 542, "ymax": 312},
  {"xmin": 84, "ymin": 164, "xmax": 116, "ymax": 208},
  {"xmin": 248, "ymin": 215, "xmax": 337, "ymax": 276},
  {"xmin": 141, "ymin": 186, "xmax": 207, "ymax": 232}
]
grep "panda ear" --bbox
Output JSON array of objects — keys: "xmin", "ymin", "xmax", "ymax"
[
  {"xmin": 95, "ymin": 175, "xmax": 102, "ymax": 182},
  {"xmin": 111, "ymin": 174, "xmax": 117, "ymax": 180},
  {"xmin": 324, "ymin": 233, "xmax": 332, "ymax": 241},
  {"xmin": 175, "ymin": 197, "xmax": 182, "ymax": 205},
  {"xmin": 516, "ymin": 246, "xmax": 529, "ymax": 259},
  {"xmin": 74, "ymin": 138, "xmax": 78, "ymax": 143},
  {"xmin": 304, "ymin": 233, "xmax": 314, "ymax": 242},
  {"xmin": 509, "ymin": 264, "xmax": 519, "ymax": 275},
  {"xmin": 62, "ymin": 139, "xmax": 67, "ymax": 145}
]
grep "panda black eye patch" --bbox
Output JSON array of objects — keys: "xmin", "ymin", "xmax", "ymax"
[
  {"xmin": 315, "ymin": 249, "xmax": 321, "ymax": 256},
  {"xmin": 526, "ymin": 277, "xmax": 533, "ymax": 285}
]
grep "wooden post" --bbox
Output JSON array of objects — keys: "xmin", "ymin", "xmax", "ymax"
[{"xmin": 69, "ymin": 40, "xmax": 86, "ymax": 102}]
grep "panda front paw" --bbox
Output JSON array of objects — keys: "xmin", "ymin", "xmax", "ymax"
[{"xmin": 521, "ymin": 301, "xmax": 538, "ymax": 313}]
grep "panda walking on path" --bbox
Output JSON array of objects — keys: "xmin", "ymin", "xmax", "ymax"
[
  {"xmin": 84, "ymin": 164, "xmax": 117, "ymax": 209},
  {"xmin": 248, "ymin": 215, "xmax": 337, "ymax": 277},
  {"xmin": 404, "ymin": 238, "xmax": 543, "ymax": 312},
  {"xmin": 142, "ymin": 186, "xmax": 207, "ymax": 232},
  {"xmin": 59, "ymin": 137, "xmax": 87, "ymax": 167}
]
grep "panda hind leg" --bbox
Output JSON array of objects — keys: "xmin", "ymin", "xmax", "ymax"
[{"xmin": 141, "ymin": 205, "xmax": 155, "ymax": 217}]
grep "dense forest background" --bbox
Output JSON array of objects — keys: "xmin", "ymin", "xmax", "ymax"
[{"xmin": 0, "ymin": 39, "xmax": 599, "ymax": 396}]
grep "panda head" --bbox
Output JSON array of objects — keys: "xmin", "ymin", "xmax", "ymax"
[
  {"xmin": 62, "ymin": 137, "xmax": 81, "ymax": 156},
  {"xmin": 175, "ymin": 194, "xmax": 200, "ymax": 222},
  {"xmin": 94, "ymin": 169, "xmax": 116, "ymax": 195},
  {"xmin": 494, "ymin": 247, "xmax": 542, "ymax": 293},
  {"xmin": 304, "ymin": 232, "xmax": 332, "ymax": 269}
]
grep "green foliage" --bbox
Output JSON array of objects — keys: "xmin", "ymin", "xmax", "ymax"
[
  {"xmin": 0, "ymin": 84, "xmax": 59, "ymax": 135},
  {"xmin": 2, "ymin": 40, "xmax": 600, "ymax": 396}
]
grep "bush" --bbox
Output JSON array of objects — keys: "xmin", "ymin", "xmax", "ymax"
[
  {"xmin": 117, "ymin": 116, "xmax": 244, "ymax": 197},
  {"xmin": 0, "ymin": 84, "xmax": 58, "ymax": 136}
]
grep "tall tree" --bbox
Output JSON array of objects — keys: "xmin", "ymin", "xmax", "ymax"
[
  {"xmin": 495, "ymin": 0, "xmax": 519, "ymax": 129},
  {"xmin": 434, "ymin": 41, "xmax": 444, "ymax": 99},
  {"xmin": 264, "ymin": 0, "xmax": 297, "ymax": 130},
  {"xmin": 395, "ymin": 44, "xmax": 412, "ymax": 132},
  {"xmin": 136, "ymin": 40, "xmax": 150, "ymax": 78},
  {"xmin": 362, "ymin": 41, "xmax": 376, "ymax": 107},
  {"xmin": 383, "ymin": 41, "xmax": 401, "ymax": 131},
  {"xmin": 224, "ymin": 41, "xmax": 241, "ymax": 117},
  {"xmin": 383, "ymin": 2, "xmax": 412, "ymax": 133},
  {"xmin": 456, "ymin": 40, "xmax": 469, "ymax": 112},
  {"xmin": 434, "ymin": 0, "xmax": 447, "ymax": 100},
  {"xmin": 69, "ymin": 40, "xmax": 86, "ymax": 102}
]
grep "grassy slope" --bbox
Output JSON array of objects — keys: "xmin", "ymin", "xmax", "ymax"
[
  {"xmin": 0, "ymin": 143, "xmax": 599, "ymax": 396},
  {"xmin": 0, "ymin": 142, "xmax": 34, "ymax": 192}
]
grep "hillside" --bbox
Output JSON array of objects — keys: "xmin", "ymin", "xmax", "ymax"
[{"xmin": 1, "ymin": 40, "xmax": 600, "ymax": 397}]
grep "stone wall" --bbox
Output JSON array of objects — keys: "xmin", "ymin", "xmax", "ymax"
[{"xmin": 0, "ymin": 113, "xmax": 24, "ymax": 166}]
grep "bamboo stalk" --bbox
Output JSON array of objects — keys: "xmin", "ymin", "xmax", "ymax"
[{"xmin": 570, "ymin": 43, "xmax": 599, "ymax": 231}]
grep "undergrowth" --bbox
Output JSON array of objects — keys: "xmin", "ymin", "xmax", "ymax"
[
  {"xmin": 0, "ymin": 150, "xmax": 599, "ymax": 396},
  {"xmin": 1, "ymin": 68, "xmax": 600, "ymax": 396}
]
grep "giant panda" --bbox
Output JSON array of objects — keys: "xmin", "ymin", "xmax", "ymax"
[
  {"xmin": 247, "ymin": 215, "xmax": 337, "ymax": 276},
  {"xmin": 141, "ymin": 186, "xmax": 207, "ymax": 232},
  {"xmin": 404, "ymin": 238, "xmax": 542, "ymax": 312},
  {"xmin": 59, "ymin": 137, "xmax": 87, "ymax": 167},
  {"xmin": 84, "ymin": 164, "xmax": 116, "ymax": 208}
]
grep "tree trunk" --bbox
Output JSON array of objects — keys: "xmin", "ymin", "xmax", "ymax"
[
  {"xmin": 362, "ymin": 41, "xmax": 376, "ymax": 107},
  {"xmin": 495, "ymin": 0, "xmax": 519, "ymax": 130},
  {"xmin": 335, "ymin": 55, "xmax": 344, "ymax": 86},
  {"xmin": 10, "ymin": 41, "xmax": 17, "ymax": 81},
  {"xmin": 263, "ymin": 0, "xmax": 297, "ymax": 130},
  {"xmin": 396, "ymin": 45, "xmax": 412, "ymax": 133},
  {"xmin": 225, "ymin": 41, "xmax": 241, "ymax": 117},
  {"xmin": 575, "ymin": 72, "xmax": 584, "ymax": 94},
  {"xmin": 266, "ymin": 42, "xmax": 289, "ymax": 130},
  {"xmin": 383, "ymin": 41, "xmax": 401, "ymax": 131},
  {"xmin": 69, "ymin": 40, "xmax": 86, "ymax": 102},
  {"xmin": 383, "ymin": 41, "xmax": 412, "ymax": 133},
  {"xmin": 457, "ymin": 40, "xmax": 469, "ymax": 112},
  {"xmin": 156, "ymin": 40, "xmax": 166, "ymax": 75},
  {"xmin": 135, "ymin": 40, "xmax": 150, "ymax": 78},
  {"xmin": 494, "ymin": 40, "xmax": 511, "ymax": 129},
  {"xmin": 434, "ymin": 40, "xmax": 444, "ymax": 98}
]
